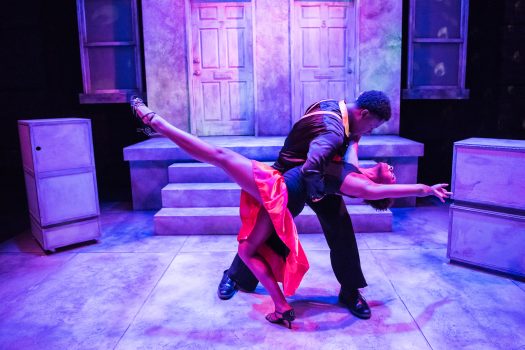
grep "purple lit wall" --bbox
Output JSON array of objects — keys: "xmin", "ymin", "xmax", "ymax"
[{"xmin": 141, "ymin": 0, "xmax": 402, "ymax": 136}]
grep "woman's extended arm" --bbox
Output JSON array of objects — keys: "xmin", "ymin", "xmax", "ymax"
[{"xmin": 340, "ymin": 173, "xmax": 452, "ymax": 202}]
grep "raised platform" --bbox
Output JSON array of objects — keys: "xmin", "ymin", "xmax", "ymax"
[
  {"xmin": 123, "ymin": 135, "xmax": 423, "ymax": 234},
  {"xmin": 124, "ymin": 135, "xmax": 424, "ymax": 161},
  {"xmin": 124, "ymin": 135, "xmax": 424, "ymax": 210}
]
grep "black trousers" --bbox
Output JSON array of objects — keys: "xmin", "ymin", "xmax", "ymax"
[{"xmin": 227, "ymin": 166, "xmax": 367, "ymax": 293}]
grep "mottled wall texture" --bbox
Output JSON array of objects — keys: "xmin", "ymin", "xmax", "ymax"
[
  {"xmin": 359, "ymin": 0, "xmax": 402, "ymax": 134},
  {"xmin": 255, "ymin": 0, "xmax": 292, "ymax": 136},
  {"xmin": 142, "ymin": 0, "xmax": 402, "ymax": 135},
  {"xmin": 142, "ymin": 0, "xmax": 190, "ymax": 131}
]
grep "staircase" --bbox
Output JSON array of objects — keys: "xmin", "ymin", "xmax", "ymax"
[
  {"xmin": 124, "ymin": 135, "xmax": 425, "ymax": 235},
  {"xmin": 154, "ymin": 159, "xmax": 391, "ymax": 235}
]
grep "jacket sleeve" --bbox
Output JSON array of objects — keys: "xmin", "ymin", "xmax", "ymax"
[{"xmin": 301, "ymin": 129, "xmax": 345, "ymax": 201}]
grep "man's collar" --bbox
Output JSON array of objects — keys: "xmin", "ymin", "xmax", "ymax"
[{"xmin": 339, "ymin": 100, "xmax": 350, "ymax": 137}]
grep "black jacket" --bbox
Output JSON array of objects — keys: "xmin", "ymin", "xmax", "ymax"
[{"xmin": 272, "ymin": 100, "xmax": 351, "ymax": 201}]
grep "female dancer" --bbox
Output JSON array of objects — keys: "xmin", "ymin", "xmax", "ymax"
[{"xmin": 131, "ymin": 98, "xmax": 451, "ymax": 328}]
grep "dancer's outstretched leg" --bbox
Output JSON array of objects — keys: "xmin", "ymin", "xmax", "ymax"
[
  {"xmin": 134, "ymin": 103, "xmax": 260, "ymax": 200},
  {"xmin": 132, "ymin": 101, "xmax": 292, "ymax": 314}
]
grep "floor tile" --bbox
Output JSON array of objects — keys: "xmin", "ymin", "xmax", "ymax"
[
  {"xmin": 0, "ymin": 252, "xmax": 174, "ymax": 350},
  {"xmin": 0, "ymin": 253, "xmax": 75, "ymax": 301},
  {"xmin": 1, "ymin": 202, "xmax": 523, "ymax": 350},
  {"xmin": 116, "ymin": 250, "xmax": 430, "ymax": 350},
  {"xmin": 513, "ymin": 280, "xmax": 525, "ymax": 293},
  {"xmin": 372, "ymin": 248, "xmax": 525, "ymax": 350},
  {"xmin": 0, "ymin": 232, "xmax": 45, "ymax": 253},
  {"xmin": 363, "ymin": 206, "xmax": 449, "ymax": 250}
]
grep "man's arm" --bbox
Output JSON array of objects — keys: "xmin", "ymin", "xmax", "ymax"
[{"xmin": 302, "ymin": 130, "xmax": 345, "ymax": 202}]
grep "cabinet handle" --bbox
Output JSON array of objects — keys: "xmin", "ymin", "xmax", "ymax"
[{"xmin": 36, "ymin": 146, "xmax": 42, "ymax": 151}]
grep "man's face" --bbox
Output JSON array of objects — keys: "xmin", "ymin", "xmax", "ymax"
[{"xmin": 351, "ymin": 110, "xmax": 384, "ymax": 136}]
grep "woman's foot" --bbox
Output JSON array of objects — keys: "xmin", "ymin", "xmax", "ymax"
[
  {"xmin": 266, "ymin": 308, "xmax": 295, "ymax": 329},
  {"xmin": 130, "ymin": 96, "xmax": 156, "ymax": 126}
]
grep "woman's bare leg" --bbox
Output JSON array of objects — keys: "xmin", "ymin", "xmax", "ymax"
[
  {"xmin": 134, "ymin": 102, "xmax": 290, "ymax": 313},
  {"xmin": 135, "ymin": 104, "xmax": 260, "ymax": 200},
  {"xmin": 238, "ymin": 209, "xmax": 292, "ymax": 313}
]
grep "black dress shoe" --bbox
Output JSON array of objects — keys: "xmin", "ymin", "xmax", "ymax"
[
  {"xmin": 217, "ymin": 270, "xmax": 239, "ymax": 300},
  {"xmin": 338, "ymin": 289, "xmax": 371, "ymax": 319}
]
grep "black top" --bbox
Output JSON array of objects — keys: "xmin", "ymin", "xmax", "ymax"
[
  {"xmin": 323, "ymin": 161, "xmax": 361, "ymax": 195},
  {"xmin": 272, "ymin": 100, "xmax": 351, "ymax": 201},
  {"xmin": 284, "ymin": 161, "xmax": 361, "ymax": 197}
]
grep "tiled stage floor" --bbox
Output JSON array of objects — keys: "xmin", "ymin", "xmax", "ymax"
[{"xmin": 1, "ymin": 203, "xmax": 524, "ymax": 350}]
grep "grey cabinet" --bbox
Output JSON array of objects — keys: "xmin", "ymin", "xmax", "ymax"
[
  {"xmin": 18, "ymin": 118, "xmax": 101, "ymax": 251},
  {"xmin": 448, "ymin": 138, "xmax": 525, "ymax": 277}
]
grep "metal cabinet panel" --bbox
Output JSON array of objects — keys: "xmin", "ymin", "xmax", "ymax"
[
  {"xmin": 18, "ymin": 123, "xmax": 34, "ymax": 173},
  {"xmin": 38, "ymin": 171, "xmax": 99, "ymax": 226},
  {"xmin": 30, "ymin": 216, "xmax": 100, "ymax": 251},
  {"xmin": 33, "ymin": 123, "xmax": 93, "ymax": 173},
  {"xmin": 448, "ymin": 205, "xmax": 525, "ymax": 277},
  {"xmin": 452, "ymin": 138, "xmax": 525, "ymax": 210}
]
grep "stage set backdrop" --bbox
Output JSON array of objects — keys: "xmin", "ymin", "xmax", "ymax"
[
  {"xmin": 139, "ymin": 0, "xmax": 402, "ymax": 136},
  {"xmin": 1, "ymin": 0, "xmax": 523, "ymax": 241}
]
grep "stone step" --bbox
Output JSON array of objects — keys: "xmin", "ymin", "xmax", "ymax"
[
  {"xmin": 154, "ymin": 205, "xmax": 392, "ymax": 235},
  {"xmin": 168, "ymin": 160, "xmax": 378, "ymax": 183},
  {"xmin": 168, "ymin": 162, "xmax": 274, "ymax": 183},
  {"xmin": 162, "ymin": 182, "xmax": 365, "ymax": 207}
]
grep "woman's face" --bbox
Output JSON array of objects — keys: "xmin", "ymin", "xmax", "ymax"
[
  {"xmin": 380, "ymin": 163, "xmax": 396, "ymax": 184},
  {"xmin": 365, "ymin": 162, "xmax": 396, "ymax": 184}
]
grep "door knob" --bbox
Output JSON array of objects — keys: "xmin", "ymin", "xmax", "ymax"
[
  {"xmin": 347, "ymin": 69, "xmax": 353, "ymax": 74},
  {"xmin": 194, "ymin": 70, "xmax": 201, "ymax": 76},
  {"xmin": 193, "ymin": 58, "xmax": 200, "ymax": 64}
]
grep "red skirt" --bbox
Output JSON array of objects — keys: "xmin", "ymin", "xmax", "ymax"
[{"xmin": 237, "ymin": 160, "xmax": 309, "ymax": 296}]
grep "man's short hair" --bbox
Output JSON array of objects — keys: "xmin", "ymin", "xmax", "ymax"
[{"xmin": 355, "ymin": 90, "xmax": 391, "ymax": 121}]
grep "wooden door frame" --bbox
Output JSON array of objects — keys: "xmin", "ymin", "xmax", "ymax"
[
  {"xmin": 184, "ymin": 0, "xmax": 258, "ymax": 136},
  {"xmin": 289, "ymin": 0, "xmax": 360, "ymax": 125}
]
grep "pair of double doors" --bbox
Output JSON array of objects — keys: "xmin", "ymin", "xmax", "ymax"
[{"xmin": 189, "ymin": 1, "xmax": 356, "ymax": 135}]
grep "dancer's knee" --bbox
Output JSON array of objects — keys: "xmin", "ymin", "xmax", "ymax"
[{"xmin": 238, "ymin": 240, "xmax": 255, "ymax": 261}]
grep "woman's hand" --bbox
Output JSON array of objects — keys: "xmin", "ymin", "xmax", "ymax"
[{"xmin": 421, "ymin": 184, "xmax": 453, "ymax": 202}]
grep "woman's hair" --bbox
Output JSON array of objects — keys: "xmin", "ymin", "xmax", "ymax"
[
  {"xmin": 361, "ymin": 162, "xmax": 395, "ymax": 211},
  {"xmin": 364, "ymin": 198, "xmax": 394, "ymax": 211}
]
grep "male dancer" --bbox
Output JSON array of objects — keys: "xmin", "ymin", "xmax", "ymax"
[{"xmin": 218, "ymin": 90, "xmax": 392, "ymax": 319}]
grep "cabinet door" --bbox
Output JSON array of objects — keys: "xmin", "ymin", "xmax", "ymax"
[
  {"xmin": 38, "ymin": 171, "xmax": 99, "ymax": 226},
  {"xmin": 448, "ymin": 205, "xmax": 525, "ymax": 277},
  {"xmin": 452, "ymin": 145, "xmax": 525, "ymax": 210},
  {"xmin": 32, "ymin": 121, "xmax": 94, "ymax": 173}
]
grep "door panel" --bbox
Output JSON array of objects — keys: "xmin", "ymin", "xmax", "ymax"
[
  {"xmin": 292, "ymin": 1, "xmax": 356, "ymax": 122},
  {"xmin": 190, "ymin": 1, "xmax": 254, "ymax": 136}
]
